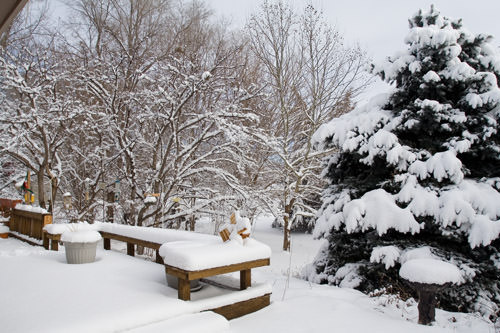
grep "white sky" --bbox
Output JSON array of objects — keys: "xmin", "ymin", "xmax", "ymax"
[
  {"xmin": 49, "ymin": 0, "xmax": 500, "ymax": 100},
  {"xmin": 207, "ymin": 0, "xmax": 500, "ymax": 63}
]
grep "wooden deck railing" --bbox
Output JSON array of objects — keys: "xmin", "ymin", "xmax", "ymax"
[
  {"xmin": 10, "ymin": 209, "xmax": 52, "ymax": 241},
  {"xmin": 0, "ymin": 198, "xmax": 22, "ymax": 219}
]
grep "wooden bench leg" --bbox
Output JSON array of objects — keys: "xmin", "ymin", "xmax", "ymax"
[
  {"xmin": 103, "ymin": 238, "xmax": 111, "ymax": 250},
  {"xmin": 43, "ymin": 234, "xmax": 49, "ymax": 250},
  {"xmin": 51, "ymin": 239, "xmax": 59, "ymax": 251},
  {"xmin": 240, "ymin": 269, "xmax": 251, "ymax": 290},
  {"xmin": 127, "ymin": 242, "xmax": 134, "ymax": 256},
  {"xmin": 178, "ymin": 278, "xmax": 191, "ymax": 301},
  {"xmin": 155, "ymin": 249, "xmax": 164, "ymax": 264}
]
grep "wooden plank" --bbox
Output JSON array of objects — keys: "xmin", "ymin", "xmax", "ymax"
[
  {"xmin": 240, "ymin": 269, "xmax": 251, "ymax": 290},
  {"xmin": 155, "ymin": 249, "xmax": 164, "ymax": 264},
  {"xmin": 103, "ymin": 238, "xmax": 111, "ymax": 250},
  {"xmin": 127, "ymin": 242, "xmax": 134, "ymax": 256},
  {"xmin": 99, "ymin": 231, "xmax": 162, "ymax": 250},
  {"xmin": 8, "ymin": 232, "xmax": 42, "ymax": 247},
  {"xmin": 209, "ymin": 293, "xmax": 271, "ymax": 320},
  {"xmin": 51, "ymin": 239, "xmax": 59, "ymax": 251},
  {"xmin": 43, "ymin": 232, "xmax": 49, "ymax": 250},
  {"xmin": 12, "ymin": 209, "xmax": 46, "ymax": 220},
  {"xmin": 178, "ymin": 278, "xmax": 191, "ymax": 301},
  {"xmin": 165, "ymin": 258, "xmax": 270, "ymax": 281}
]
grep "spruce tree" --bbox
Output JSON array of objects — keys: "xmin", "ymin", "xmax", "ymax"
[{"xmin": 309, "ymin": 6, "xmax": 500, "ymax": 319}]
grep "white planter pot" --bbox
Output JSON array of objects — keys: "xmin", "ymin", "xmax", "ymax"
[
  {"xmin": 64, "ymin": 241, "xmax": 98, "ymax": 264},
  {"xmin": 166, "ymin": 273, "xmax": 201, "ymax": 292}
]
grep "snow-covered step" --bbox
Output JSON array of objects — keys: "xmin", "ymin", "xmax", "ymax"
[{"xmin": 127, "ymin": 311, "xmax": 230, "ymax": 333}]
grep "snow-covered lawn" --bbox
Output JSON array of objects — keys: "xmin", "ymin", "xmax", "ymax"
[{"xmin": 0, "ymin": 216, "xmax": 495, "ymax": 332}]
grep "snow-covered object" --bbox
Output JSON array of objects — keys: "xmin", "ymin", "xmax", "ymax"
[
  {"xmin": 96, "ymin": 222, "xmax": 218, "ymax": 244},
  {"xmin": 400, "ymin": 259, "xmax": 464, "ymax": 285},
  {"xmin": 44, "ymin": 222, "xmax": 97, "ymax": 235},
  {"xmin": 14, "ymin": 203, "xmax": 48, "ymax": 214},
  {"xmin": 201, "ymin": 71, "xmax": 212, "ymax": 80},
  {"xmin": 0, "ymin": 225, "xmax": 9, "ymax": 233},
  {"xmin": 159, "ymin": 239, "xmax": 271, "ymax": 271},
  {"xmin": 144, "ymin": 195, "xmax": 157, "ymax": 204},
  {"xmin": 61, "ymin": 230, "xmax": 102, "ymax": 243},
  {"xmin": 219, "ymin": 211, "xmax": 252, "ymax": 245},
  {"xmin": 370, "ymin": 246, "xmax": 401, "ymax": 269},
  {"xmin": 399, "ymin": 246, "xmax": 437, "ymax": 264},
  {"xmin": 342, "ymin": 189, "xmax": 422, "ymax": 236},
  {"xmin": 312, "ymin": 7, "xmax": 500, "ymax": 248}
]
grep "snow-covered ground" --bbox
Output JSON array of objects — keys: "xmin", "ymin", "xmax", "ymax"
[{"xmin": 0, "ymin": 215, "xmax": 496, "ymax": 332}]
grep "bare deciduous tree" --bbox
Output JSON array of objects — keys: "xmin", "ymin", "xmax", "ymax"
[{"xmin": 247, "ymin": 0, "xmax": 370, "ymax": 250}]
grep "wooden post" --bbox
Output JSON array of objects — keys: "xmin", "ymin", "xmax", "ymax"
[
  {"xmin": 103, "ymin": 238, "xmax": 111, "ymax": 250},
  {"xmin": 178, "ymin": 278, "xmax": 191, "ymax": 301},
  {"xmin": 127, "ymin": 242, "xmax": 134, "ymax": 256},
  {"xmin": 43, "ymin": 232, "xmax": 49, "ymax": 250},
  {"xmin": 155, "ymin": 249, "xmax": 164, "ymax": 264},
  {"xmin": 51, "ymin": 239, "xmax": 58, "ymax": 251},
  {"xmin": 240, "ymin": 269, "xmax": 251, "ymax": 290}
]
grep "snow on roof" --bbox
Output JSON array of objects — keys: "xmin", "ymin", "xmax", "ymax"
[
  {"xmin": 399, "ymin": 258, "xmax": 463, "ymax": 285},
  {"xmin": 160, "ymin": 239, "xmax": 271, "ymax": 271}
]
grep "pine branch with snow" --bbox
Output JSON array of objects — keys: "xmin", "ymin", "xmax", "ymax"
[{"xmin": 310, "ymin": 6, "xmax": 500, "ymax": 320}]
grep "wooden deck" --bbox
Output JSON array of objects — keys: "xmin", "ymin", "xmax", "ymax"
[{"xmin": 38, "ymin": 229, "xmax": 272, "ymax": 320}]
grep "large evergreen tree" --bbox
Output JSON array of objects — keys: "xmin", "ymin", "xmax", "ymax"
[{"xmin": 308, "ymin": 6, "xmax": 500, "ymax": 319}]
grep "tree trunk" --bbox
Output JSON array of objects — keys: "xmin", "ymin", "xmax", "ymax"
[
  {"xmin": 283, "ymin": 213, "xmax": 290, "ymax": 251},
  {"xmin": 49, "ymin": 176, "xmax": 58, "ymax": 213},
  {"xmin": 37, "ymin": 170, "xmax": 46, "ymax": 209},
  {"xmin": 283, "ymin": 199, "xmax": 294, "ymax": 251}
]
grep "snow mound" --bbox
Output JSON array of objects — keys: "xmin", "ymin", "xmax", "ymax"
[
  {"xmin": 342, "ymin": 189, "xmax": 422, "ymax": 236},
  {"xmin": 61, "ymin": 230, "xmax": 102, "ymax": 243},
  {"xmin": 130, "ymin": 312, "xmax": 229, "ymax": 333},
  {"xmin": 44, "ymin": 222, "xmax": 96, "ymax": 235},
  {"xmin": 399, "ymin": 259, "xmax": 463, "ymax": 285},
  {"xmin": 370, "ymin": 246, "xmax": 401, "ymax": 269},
  {"xmin": 160, "ymin": 239, "xmax": 271, "ymax": 271},
  {"xmin": 15, "ymin": 204, "xmax": 48, "ymax": 214}
]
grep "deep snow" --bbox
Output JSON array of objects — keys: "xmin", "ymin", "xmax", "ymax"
[{"xmin": 0, "ymin": 215, "xmax": 496, "ymax": 332}]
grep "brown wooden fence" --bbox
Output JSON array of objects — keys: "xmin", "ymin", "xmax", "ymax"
[{"xmin": 10, "ymin": 209, "xmax": 52, "ymax": 240}]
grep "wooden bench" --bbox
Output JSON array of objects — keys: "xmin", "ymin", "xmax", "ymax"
[
  {"xmin": 100, "ymin": 231, "xmax": 164, "ymax": 264},
  {"xmin": 165, "ymin": 258, "xmax": 270, "ymax": 301},
  {"xmin": 43, "ymin": 231, "xmax": 61, "ymax": 251}
]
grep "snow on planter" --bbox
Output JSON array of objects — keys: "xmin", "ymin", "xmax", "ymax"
[
  {"xmin": 160, "ymin": 239, "xmax": 272, "ymax": 271},
  {"xmin": 61, "ymin": 227, "xmax": 102, "ymax": 264},
  {"xmin": 61, "ymin": 230, "xmax": 102, "ymax": 243},
  {"xmin": 44, "ymin": 221, "xmax": 97, "ymax": 235},
  {"xmin": 399, "ymin": 258, "xmax": 463, "ymax": 285}
]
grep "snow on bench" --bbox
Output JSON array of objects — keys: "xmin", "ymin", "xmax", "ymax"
[
  {"xmin": 43, "ymin": 222, "xmax": 219, "ymax": 262},
  {"xmin": 160, "ymin": 239, "xmax": 271, "ymax": 301}
]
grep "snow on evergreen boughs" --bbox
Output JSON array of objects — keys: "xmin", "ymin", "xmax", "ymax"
[
  {"xmin": 311, "ymin": 6, "xmax": 500, "ymax": 319},
  {"xmin": 370, "ymin": 246, "xmax": 401, "ymax": 269}
]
